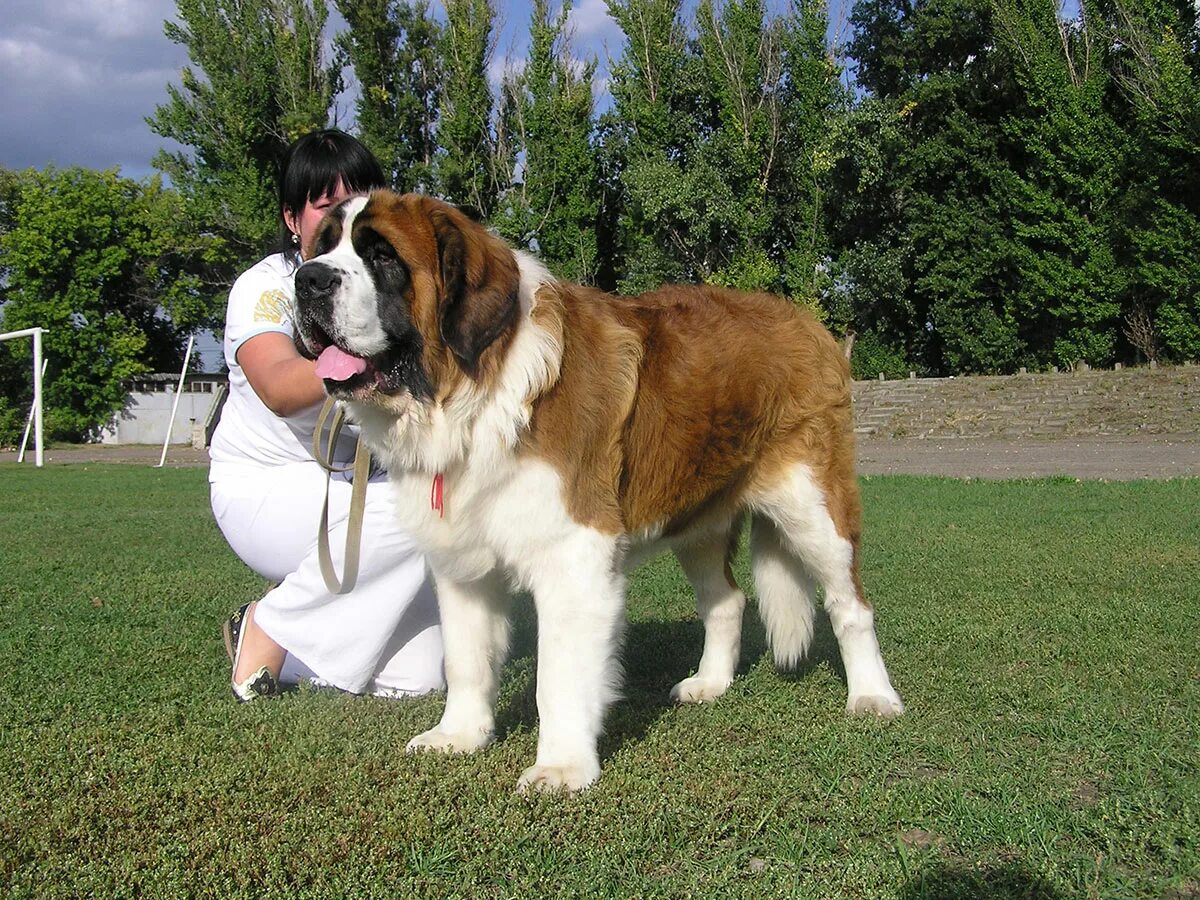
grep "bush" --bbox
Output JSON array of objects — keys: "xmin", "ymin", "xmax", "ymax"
[
  {"xmin": 0, "ymin": 400, "xmax": 25, "ymax": 448},
  {"xmin": 850, "ymin": 330, "xmax": 910, "ymax": 380}
]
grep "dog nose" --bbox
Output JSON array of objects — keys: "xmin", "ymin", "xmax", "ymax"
[{"xmin": 295, "ymin": 262, "xmax": 341, "ymax": 300}]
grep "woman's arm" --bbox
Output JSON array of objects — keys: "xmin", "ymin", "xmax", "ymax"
[{"xmin": 238, "ymin": 331, "xmax": 327, "ymax": 417}]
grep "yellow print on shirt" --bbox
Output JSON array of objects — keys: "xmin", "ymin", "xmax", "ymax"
[{"xmin": 253, "ymin": 289, "xmax": 289, "ymax": 324}]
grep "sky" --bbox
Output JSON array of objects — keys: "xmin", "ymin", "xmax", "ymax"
[
  {"xmin": 0, "ymin": 0, "xmax": 190, "ymax": 178},
  {"xmin": 0, "ymin": 0, "xmax": 630, "ymax": 179}
]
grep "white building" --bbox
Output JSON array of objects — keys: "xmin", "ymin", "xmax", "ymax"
[{"xmin": 100, "ymin": 373, "xmax": 228, "ymax": 446}]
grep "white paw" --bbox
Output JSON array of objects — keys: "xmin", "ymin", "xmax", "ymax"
[
  {"xmin": 405, "ymin": 726, "xmax": 493, "ymax": 755},
  {"xmin": 670, "ymin": 675, "xmax": 732, "ymax": 704},
  {"xmin": 847, "ymin": 691, "xmax": 905, "ymax": 718},
  {"xmin": 516, "ymin": 762, "xmax": 599, "ymax": 795}
]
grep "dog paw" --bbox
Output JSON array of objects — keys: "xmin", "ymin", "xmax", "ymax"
[
  {"xmin": 670, "ymin": 675, "xmax": 732, "ymax": 704},
  {"xmin": 405, "ymin": 726, "xmax": 493, "ymax": 755},
  {"xmin": 846, "ymin": 692, "xmax": 905, "ymax": 719},
  {"xmin": 516, "ymin": 762, "xmax": 599, "ymax": 795}
]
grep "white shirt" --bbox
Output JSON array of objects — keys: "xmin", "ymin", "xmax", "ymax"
[{"xmin": 209, "ymin": 252, "xmax": 357, "ymax": 476}]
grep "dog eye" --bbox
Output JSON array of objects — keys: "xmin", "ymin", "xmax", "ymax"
[
  {"xmin": 366, "ymin": 243, "xmax": 394, "ymax": 264},
  {"xmin": 366, "ymin": 242, "xmax": 405, "ymax": 275},
  {"xmin": 365, "ymin": 242, "xmax": 409, "ymax": 290}
]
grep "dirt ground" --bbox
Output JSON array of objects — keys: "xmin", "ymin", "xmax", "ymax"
[
  {"xmin": 855, "ymin": 434, "xmax": 1200, "ymax": 480},
  {"xmin": 4, "ymin": 433, "xmax": 1199, "ymax": 480}
]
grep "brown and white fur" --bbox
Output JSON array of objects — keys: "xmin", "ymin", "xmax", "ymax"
[{"xmin": 291, "ymin": 191, "xmax": 904, "ymax": 793}]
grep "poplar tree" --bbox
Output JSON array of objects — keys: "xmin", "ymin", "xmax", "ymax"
[
  {"xmin": 437, "ymin": 0, "xmax": 498, "ymax": 215},
  {"xmin": 994, "ymin": 0, "xmax": 1125, "ymax": 368},
  {"xmin": 605, "ymin": 0, "xmax": 700, "ymax": 289},
  {"xmin": 504, "ymin": 0, "xmax": 601, "ymax": 283},
  {"xmin": 335, "ymin": 0, "xmax": 442, "ymax": 192},
  {"xmin": 774, "ymin": 0, "xmax": 842, "ymax": 301},
  {"xmin": 693, "ymin": 0, "xmax": 782, "ymax": 291},
  {"xmin": 609, "ymin": 0, "xmax": 824, "ymax": 295},
  {"xmin": 148, "ymin": 0, "xmax": 338, "ymax": 275},
  {"xmin": 1109, "ymin": 0, "xmax": 1200, "ymax": 361},
  {"xmin": 836, "ymin": 0, "xmax": 1022, "ymax": 374}
]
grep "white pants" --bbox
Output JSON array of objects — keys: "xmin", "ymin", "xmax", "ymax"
[{"xmin": 210, "ymin": 461, "xmax": 444, "ymax": 696}]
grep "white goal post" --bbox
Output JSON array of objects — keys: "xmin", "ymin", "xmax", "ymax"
[
  {"xmin": 1, "ymin": 327, "xmax": 46, "ymax": 467},
  {"xmin": 154, "ymin": 332, "xmax": 195, "ymax": 468}
]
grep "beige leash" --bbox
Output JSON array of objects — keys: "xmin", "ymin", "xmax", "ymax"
[{"xmin": 312, "ymin": 397, "xmax": 371, "ymax": 594}]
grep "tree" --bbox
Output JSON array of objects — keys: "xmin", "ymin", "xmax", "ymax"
[
  {"xmin": 605, "ymin": 0, "xmax": 706, "ymax": 290},
  {"xmin": 437, "ymin": 0, "xmax": 499, "ymax": 214},
  {"xmin": 0, "ymin": 168, "xmax": 208, "ymax": 441},
  {"xmin": 995, "ymin": 0, "xmax": 1126, "ymax": 368},
  {"xmin": 1108, "ymin": 0, "xmax": 1200, "ymax": 361},
  {"xmin": 836, "ymin": 0, "xmax": 1200, "ymax": 372},
  {"xmin": 692, "ymin": 0, "xmax": 784, "ymax": 292},
  {"xmin": 774, "ymin": 0, "xmax": 843, "ymax": 302},
  {"xmin": 147, "ymin": 0, "xmax": 338, "ymax": 285},
  {"xmin": 0, "ymin": 167, "xmax": 30, "ymax": 445},
  {"xmin": 499, "ymin": 0, "xmax": 601, "ymax": 282},
  {"xmin": 819, "ymin": 99, "xmax": 916, "ymax": 357},
  {"xmin": 834, "ymin": 0, "xmax": 1036, "ymax": 373},
  {"xmin": 335, "ymin": 0, "xmax": 442, "ymax": 192},
  {"xmin": 0, "ymin": 166, "xmax": 22, "ymax": 307},
  {"xmin": 604, "ymin": 0, "xmax": 839, "ymax": 298}
]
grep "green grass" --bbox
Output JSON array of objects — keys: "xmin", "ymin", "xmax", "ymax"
[{"xmin": 1, "ymin": 465, "xmax": 1197, "ymax": 898}]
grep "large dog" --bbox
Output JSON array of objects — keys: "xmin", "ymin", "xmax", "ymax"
[{"xmin": 292, "ymin": 191, "xmax": 904, "ymax": 792}]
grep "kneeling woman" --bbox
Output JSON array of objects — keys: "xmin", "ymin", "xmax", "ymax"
[{"xmin": 209, "ymin": 129, "xmax": 444, "ymax": 700}]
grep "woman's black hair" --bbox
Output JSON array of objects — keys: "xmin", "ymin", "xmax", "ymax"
[{"xmin": 274, "ymin": 128, "xmax": 387, "ymax": 266}]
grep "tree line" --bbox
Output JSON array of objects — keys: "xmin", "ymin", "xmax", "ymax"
[{"xmin": 1, "ymin": 0, "xmax": 1197, "ymax": 442}]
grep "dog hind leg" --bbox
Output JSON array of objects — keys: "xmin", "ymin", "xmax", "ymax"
[
  {"xmin": 670, "ymin": 526, "xmax": 747, "ymax": 703},
  {"xmin": 752, "ymin": 465, "xmax": 904, "ymax": 718}
]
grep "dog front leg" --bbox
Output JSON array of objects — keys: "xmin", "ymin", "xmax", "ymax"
[
  {"xmin": 407, "ymin": 569, "xmax": 511, "ymax": 755},
  {"xmin": 516, "ymin": 537, "xmax": 625, "ymax": 793}
]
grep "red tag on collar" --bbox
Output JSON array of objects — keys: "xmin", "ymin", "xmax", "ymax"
[{"xmin": 431, "ymin": 472, "xmax": 444, "ymax": 518}]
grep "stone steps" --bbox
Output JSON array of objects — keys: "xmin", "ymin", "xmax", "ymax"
[{"xmin": 851, "ymin": 367, "xmax": 1200, "ymax": 439}]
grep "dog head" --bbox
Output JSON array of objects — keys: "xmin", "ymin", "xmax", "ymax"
[{"xmin": 292, "ymin": 191, "xmax": 521, "ymax": 404}]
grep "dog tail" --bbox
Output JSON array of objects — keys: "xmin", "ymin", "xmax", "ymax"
[{"xmin": 748, "ymin": 513, "xmax": 818, "ymax": 670}]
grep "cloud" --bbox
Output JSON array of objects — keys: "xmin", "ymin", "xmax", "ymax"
[
  {"xmin": 56, "ymin": 0, "xmax": 178, "ymax": 41},
  {"xmin": 0, "ymin": 0, "xmax": 187, "ymax": 177},
  {"xmin": 568, "ymin": 0, "xmax": 623, "ymax": 47}
]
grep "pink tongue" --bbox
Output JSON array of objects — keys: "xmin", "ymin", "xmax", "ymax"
[{"xmin": 315, "ymin": 345, "xmax": 368, "ymax": 381}]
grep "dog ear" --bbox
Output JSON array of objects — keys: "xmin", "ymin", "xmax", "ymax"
[{"xmin": 431, "ymin": 204, "xmax": 520, "ymax": 378}]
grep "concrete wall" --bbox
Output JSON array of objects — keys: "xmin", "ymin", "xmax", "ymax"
[
  {"xmin": 852, "ymin": 366, "xmax": 1200, "ymax": 438},
  {"xmin": 101, "ymin": 385, "xmax": 224, "ymax": 445},
  {"xmin": 98, "ymin": 366, "xmax": 1199, "ymax": 445}
]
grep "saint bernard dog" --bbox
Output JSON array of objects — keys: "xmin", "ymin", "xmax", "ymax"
[{"xmin": 292, "ymin": 191, "xmax": 904, "ymax": 793}]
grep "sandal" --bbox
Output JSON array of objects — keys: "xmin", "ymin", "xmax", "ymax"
[{"xmin": 222, "ymin": 602, "xmax": 280, "ymax": 702}]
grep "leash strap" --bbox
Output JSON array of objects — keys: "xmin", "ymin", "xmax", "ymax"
[{"xmin": 312, "ymin": 397, "xmax": 370, "ymax": 594}]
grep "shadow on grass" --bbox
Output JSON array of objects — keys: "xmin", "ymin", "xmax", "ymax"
[
  {"xmin": 899, "ymin": 863, "xmax": 1063, "ymax": 899},
  {"xmin": 492, "ymin": 594, "xmax": 851, "ymax": 762},
  {"xmin": 492, "ymin": 611, "xmax": 698, "ymax": 752}
]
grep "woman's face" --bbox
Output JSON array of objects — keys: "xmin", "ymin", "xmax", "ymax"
[{"xmin": 284, "ymin": 179, "xmax": 351, "ymax": 259}]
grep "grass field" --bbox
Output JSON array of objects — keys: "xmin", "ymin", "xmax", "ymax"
[{"xmin": 1, "ymin": 464, "xmax": 1197, "ymax": 898}]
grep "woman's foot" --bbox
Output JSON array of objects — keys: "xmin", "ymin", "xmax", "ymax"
[{"xmin": 223, "ymin": 602, "xmax": 287, "ymax": 701}]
